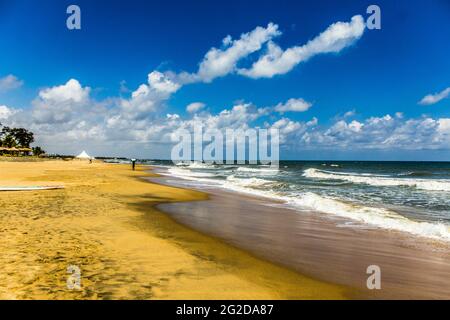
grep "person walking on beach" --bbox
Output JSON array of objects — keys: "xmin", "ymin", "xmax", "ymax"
[{"xmin": 131, "ymin": 158, "xmax": 136, "ymax": 170}]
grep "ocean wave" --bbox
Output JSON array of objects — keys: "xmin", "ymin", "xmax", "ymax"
[
  {"xmin": 321, "ymin": 163, "xmax": 341, "ymax": 168},
  {"xmin": 222, "ymin": 175, "xmax": 450, "ymax": 241},
  {"xmin": 312, "ymin": 168, "xmax": 392, "ymax": 177},
  {"xmin": 167, "ymin": 167, "xmax": 217, "ymax": 178},
  {"xmin": 222, "ymin": 180, "xmax": 450, "ymax": 241},
  {"xmin": 303, "ymin": 168, "xmax": 450, "ymax": 192},
  {"xmin": 189, "ymin": 162, "xmax": 217, "ymax": 169},
  {"xmin": 173, "ymin": 161, "xmax": 216, "ymax": 168},
  {"xmin": 162, "ymin": 166, "xmax": 450, "ymax": 241},
  {"xmin": 287, "ymin": 192, "xmax": 450, "ymax": 241},
  {"xmin": 397, "ymin": 171, "xmax": 433, "ymax": 177},
  {"xmin": 226, "ymin": 175, "xmax": 281, "ymax": 188},
  {"xmin": 235, "ymin": 166, "xmax": 279, "ymax": 174}
]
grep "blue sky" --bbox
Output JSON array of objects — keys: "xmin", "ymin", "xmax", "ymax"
[{"xmin": 0, "ymin": 0, "xmax": 449, "ymax": 160}]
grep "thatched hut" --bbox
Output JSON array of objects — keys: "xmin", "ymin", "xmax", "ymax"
[{"xmin": 0, "ymin": 147, "xmax": 32, "ymax": 156}]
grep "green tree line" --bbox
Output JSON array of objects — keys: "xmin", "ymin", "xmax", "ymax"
[{"xmin": 0, "ymin": 122, "xmax": 45, "ymax": 156}]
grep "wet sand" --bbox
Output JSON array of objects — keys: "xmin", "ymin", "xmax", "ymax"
[
  {"xmin": 155, "ymin": 174, "xmax": 450, "ymax": 299},
  {"xmin": 0, "ymin": 159, "xmax": 350, "ymax": 299}
]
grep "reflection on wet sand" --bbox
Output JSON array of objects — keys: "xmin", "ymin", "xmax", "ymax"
[{"xmin": 157, "ymin": 177, "xmax": 450, "ymax": 299}]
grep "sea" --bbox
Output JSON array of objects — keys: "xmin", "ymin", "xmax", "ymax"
[{"xmin": 136, "ymin": 160, "xmax": 450, "ymax": 242}]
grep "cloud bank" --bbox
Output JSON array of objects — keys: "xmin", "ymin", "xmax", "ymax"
[{"xmin": 3, "ymin": 78, "xmax": 449, "ymax": 158}]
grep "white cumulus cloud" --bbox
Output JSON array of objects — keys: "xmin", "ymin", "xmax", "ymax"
[
  {"xmin": 274, "ymin": 98, "xmax": 312, "ymax": 113},
  {"xmin": 38, "ymin": 78, "xmax": 90, "ymax": 103},
  {"xmin": 119, "ymin": 71, "xmax": 181, "ymax": 119},
  {"xmin": 32, "ymin": 79, "xmax": 91, "ymax": 124},
  {"xmin": 148, "ymin": 71, "xmax": 181, "ymax": 94},
  {"xmin": 0, "ymin": 74, "xmax": 24, "ymax": 92},
  {"xmin": 186, "ymin": 102, "xmax": 206, "ymax": 113},
  {"xmin": 131, "ymin": 17, "xmax": 365, "ymax": 94},
  {"xmin": 180, "ymin": 23, "xmax": 280, "ymax": 83},
  {"xmin": 419, "ymin": 87, "xmax": 450, "ymax": 105},
  {"xmin": 0, "ymin": 105, "xmax": 15, "ymax": 119},
  {"xmin": 238, "ymin": 15, "xmax": 365, "ymax": 78}
]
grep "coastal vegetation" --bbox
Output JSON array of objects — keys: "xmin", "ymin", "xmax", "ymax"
[{"xmin": 0, "ymin": 122, "xmax": 45, "ymax": 156}]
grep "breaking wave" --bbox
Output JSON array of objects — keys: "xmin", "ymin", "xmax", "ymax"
[
  {"xmin": 158, "ymin": 163, "xmax": 450, "ymax": 242},
  {"xmin": 303, "ymin": 168, "xmax": 450, "ymax": 192}
]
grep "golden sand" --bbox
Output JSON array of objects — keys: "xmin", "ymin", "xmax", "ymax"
[{"xmin": 0, "ymin": 160, "xmax": 349, "ymax": 299}]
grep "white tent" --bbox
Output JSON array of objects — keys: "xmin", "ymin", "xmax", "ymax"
[{"xmin": 76, "ymin": 150, "xmax": 93, "ymax": 159}]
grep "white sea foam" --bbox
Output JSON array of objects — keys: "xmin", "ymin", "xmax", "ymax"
[
  {"xmin": 321, "ymin": 163, "xmax": 341, "ymax": 168},
  {"xmin": 287, "ymin": 192, "xmax": 450, "ymax": 241},
  {"xmin": 187, "ymin": 162, "xmax": 216, "ymax": 169},
  {"xmin": 161, "ymin": 165, "xmax": 450, "ymax": 242},
  {"xmin": 167, "ymin": 167, "xmax": 217, "ymax": 178},
  {"xmin": 303, "ymin": 168, "xmax": 450, "ymax": 192},
  {"xmin": 226, "ymin": 175, "xmax": 278, "ymax": 188},
  {"xmin": 173, "ymin": 161, "xmax": 214, "ymax": 168},
  {"xmin": 222, "ymin": 176, "xmax": 450, "ymax": 241},
  {"xmin": 235, "ymin": 166, "xmax": 279, "ymax": 174}
]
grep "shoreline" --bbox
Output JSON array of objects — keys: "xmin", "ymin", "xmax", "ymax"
[
  {"xmin": 0, "ymin": 160, "xmax": 350, "ymax": 299},
  {"xmin": 153, "ymin": 167, "xmax": 450, "ymax": 299}
]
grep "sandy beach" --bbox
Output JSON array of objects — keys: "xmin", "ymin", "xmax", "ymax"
[{"xmin": 0, "ymin": 159, "xmax": 350, "ymax": 299}]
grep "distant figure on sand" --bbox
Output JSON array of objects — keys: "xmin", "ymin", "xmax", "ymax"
[{"xmin": 131, "ymin": 158, "xmax": 136, "ymax": 170}]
